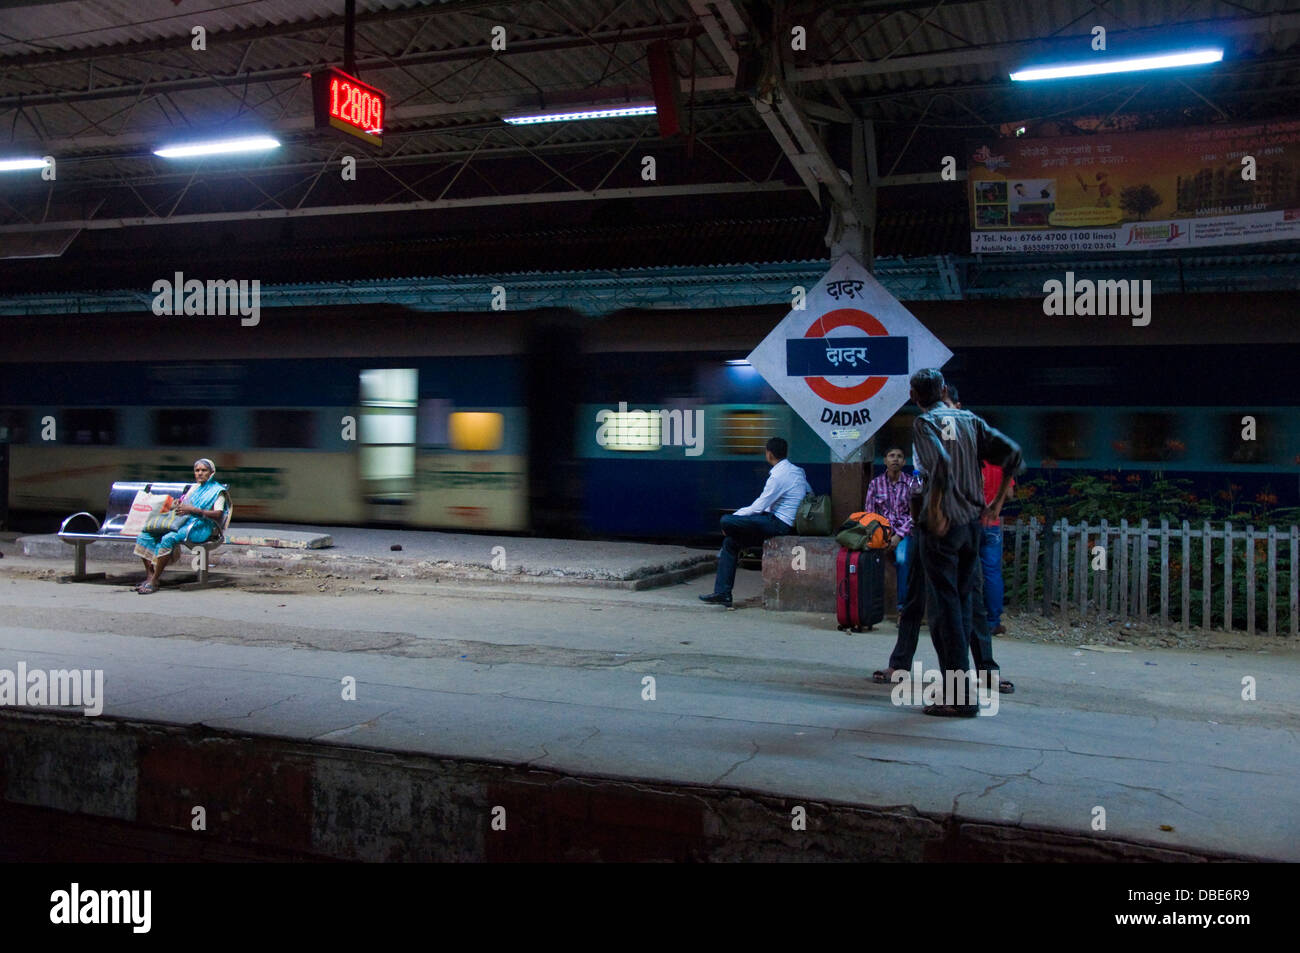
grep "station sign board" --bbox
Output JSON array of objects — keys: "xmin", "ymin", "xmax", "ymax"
[
  {"xmin": 312, "ymin": 67, "xmax": 385, "ymax": 148},
  {"xmin": 745, "ymin": 254, "xmax": 952, "ymax": 461}
]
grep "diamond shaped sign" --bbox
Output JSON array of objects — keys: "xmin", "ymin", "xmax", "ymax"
[{"xmin": 746, "ymin": 254, "xmax": 952, "ymax": 461}]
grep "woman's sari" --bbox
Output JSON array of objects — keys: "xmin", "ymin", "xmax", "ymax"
[{"xmin": 133, "ymin": 477, "xmax": 229, "ymax": 562}]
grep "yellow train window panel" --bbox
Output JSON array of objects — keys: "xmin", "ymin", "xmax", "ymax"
[
  {"xmin": 449, "ymin": 412, "xmax": 504, "ymax": 451},
  {"xmin": 719, "ymin": 410, "xmax": 778, "ymax": 455}
]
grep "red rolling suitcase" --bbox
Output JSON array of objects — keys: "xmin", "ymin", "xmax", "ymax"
[{"xmin": 836, "ymin": 548, "xmax": 885, "ymax": 632}]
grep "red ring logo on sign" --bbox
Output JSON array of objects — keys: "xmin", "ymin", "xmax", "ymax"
[{"xmin": 804, "ymin": 308, "xmax": 889, "ymax": 405}]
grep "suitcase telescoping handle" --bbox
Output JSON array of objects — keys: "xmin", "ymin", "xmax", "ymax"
[{"xmin": 839, "ymin": 559, "xmax": 856, "ymax": 601}]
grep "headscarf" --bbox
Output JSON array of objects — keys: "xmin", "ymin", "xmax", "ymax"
[{"xmin": 181, "ymin": 459, "xmax": 223, "ymax": 510}]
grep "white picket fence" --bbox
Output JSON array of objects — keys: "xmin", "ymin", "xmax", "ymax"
[{"xmin": 1004, "ymin": 518, "xmax": 1299, "ymax": 636}]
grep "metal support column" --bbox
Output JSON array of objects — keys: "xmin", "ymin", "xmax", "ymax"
[{"xmin": 829, "ymin": 119, "xmax": 877, "ymax": 524}]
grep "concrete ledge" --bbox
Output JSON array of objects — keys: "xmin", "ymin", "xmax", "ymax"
[
  {"xmin": 762, "ymin": 536, "xmax": 898, "ymax": 612},
  {"xmin": 222, "ymin": 530, "xmax": 333, "ymax": 549},
  {"xmin": 0, "ymin": 711, "xmax": 1257, "ymax": 863},
  {"xmin": 14, "ymin": 532, "xmax": 716, "ymax": 591}
]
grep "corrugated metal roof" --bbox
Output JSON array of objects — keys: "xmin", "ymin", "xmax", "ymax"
[{"xmin": 3, "ymin": 0, "xmax": 1300, "ymax": 261}]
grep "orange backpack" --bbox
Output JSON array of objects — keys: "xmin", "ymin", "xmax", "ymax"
[{"xmin": 836, "ymin": 511, "xmax": 892, "ymax": 550}]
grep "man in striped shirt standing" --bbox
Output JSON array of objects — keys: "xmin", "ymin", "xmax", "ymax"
[{"xmin": 909, "ymin": 368, "xmax": 1021, "ymax": 716}]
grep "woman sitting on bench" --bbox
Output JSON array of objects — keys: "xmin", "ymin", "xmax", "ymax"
[{"xmin": 133, "ymin": 458, "xmax": 229, "ymax": 594}]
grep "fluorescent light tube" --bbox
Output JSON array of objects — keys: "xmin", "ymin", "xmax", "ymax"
[
  {"xmin": 0, "ymin": 158, "xmax": 50, "ymax": 171},
  {"xmin": 1010, "ymin": 48, "xmax": 1222, "ymax": 82},
  {"xmin": 502, "ymin": 105, "xmax": 657, "ymax": 125},
  {"xmin": 153, "ymin": 135, "xmax": 281, "ymax": 158}
]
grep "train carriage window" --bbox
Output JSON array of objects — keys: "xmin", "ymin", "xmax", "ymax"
[
  {"xmin": 1121, "ymin": 412, "xmax": 1183, "ymax": 462},
  {"xmin": 597, "ymin": 409, "xmax": 661, "ymax": 452},
  {"xmin": 0, "ymin": 409, "xmax": 29, "ymax": 443},
  {"xmin": 155, "ymin": 409, "xmax": 212, "ymax": 447},
  {"xmin": 1221, "ymin": 413, "xmax": 1275, "ymax": 464},
  {"xmin": 253, "ymin": 410, "xmax": 316, "ymax": 449},
  {"xmin": 1037, "ymin": 412, "xmax": 1091, "ymax": 461},
  {"xmin": 718, "ymin": 410, "xmax": 779, "ymax": 455},
  {"xmin": 61, "ymin": 409, "xmax": 117, "ymax": 445},
  {"xmin": 449, "ymin": 412, "xmax": 504, "ymax": 452}
]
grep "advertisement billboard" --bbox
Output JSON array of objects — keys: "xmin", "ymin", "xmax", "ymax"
[{"xmin": 968, "ymin": 118, "xmax": 1300, "ymax": 253}]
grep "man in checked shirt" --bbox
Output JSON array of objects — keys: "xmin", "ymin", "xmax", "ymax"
[
  {"xmin": 909, "ymin": 368, "xmax": 1021, "ymax": 716},
  {"xmin": 864, "ymin": 445, "xmax": 919, "ymax": 617}
]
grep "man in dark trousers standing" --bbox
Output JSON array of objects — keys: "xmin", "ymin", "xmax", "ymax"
[
  {"xmin": 945, "ymin": 385, "xmax": 1015, "ymax": 695},
  {"xmin": 908, "ymin": 369, "xmax": 1021, "ymax": 716}
]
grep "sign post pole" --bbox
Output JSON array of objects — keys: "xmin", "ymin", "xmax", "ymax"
[{"xmin": 828, "ymin": 118, "xmax": 875, "ymax": 527}]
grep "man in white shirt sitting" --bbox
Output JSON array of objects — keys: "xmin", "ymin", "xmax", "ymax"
[{"xmin": 700, "ymin": 437, "xmax": 811, "ymax": 608}]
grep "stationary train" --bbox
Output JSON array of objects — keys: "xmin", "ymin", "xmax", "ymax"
[{"xmin": 2, "ymin": 304, "xmax": 1295, "ymax": 539}]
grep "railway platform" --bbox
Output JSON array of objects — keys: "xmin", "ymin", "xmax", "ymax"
[{"xmin": 0, "ymin": 540, "xmax": 1297, "ymax": 862}]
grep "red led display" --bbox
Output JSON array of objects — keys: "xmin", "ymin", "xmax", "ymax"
[{"xmin": 311, "ymin": 68, "xmax": 385, "ymax": 148}]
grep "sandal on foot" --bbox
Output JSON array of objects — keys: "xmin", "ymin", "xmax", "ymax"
[
  {"xmin": 137, "ymin": 582, "xmax": 158, "ymax": 594},
  {"xmin": 871, "ymin": 669, "xmax": 900, "ymax": 684},
  {"xmin": 999, "ymin": 679, "xmax": 1015, "ymax": 694}
]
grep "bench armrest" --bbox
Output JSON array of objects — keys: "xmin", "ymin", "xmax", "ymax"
[{"xmin": 59, "ymin": 512, "xmax": 101, "ymax": 537}]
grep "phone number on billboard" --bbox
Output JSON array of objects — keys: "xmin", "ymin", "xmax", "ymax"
[
  {"xmin": 1020, "ymin": 232, "xmax": 1110, "ymax": 242},
  {"xmin": 972, "ymin": 233, "xmax": 1115, "ymax": 252}
]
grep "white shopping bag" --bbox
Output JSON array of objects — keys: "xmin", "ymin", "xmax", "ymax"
[{"xmin": 119, "ymin": 491, "xmax": 174, "ymax": 536}]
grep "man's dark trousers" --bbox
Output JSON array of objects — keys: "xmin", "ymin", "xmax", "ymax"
[
  {"xmin": 711, "ymin": 513, "xmax": 792, "ymax": 597},
  {"xmin": 888, "ymin": 535, "xmax": 997, "ymax": 674},
  {"xmin": 966, "ymin": 555, "xmax": 999, "ymax": 672},
  {"xmin": 917, "ymin": 519, "xmax": 982, "ymax": 696},
  {"xmin": 888, "ymin": 537, "xmax": 926, "ymax": 672}
]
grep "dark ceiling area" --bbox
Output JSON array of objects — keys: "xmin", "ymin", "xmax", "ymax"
[{"xmin": 1, "ymin": 0, "xmax": 1299, "ymax": 287}]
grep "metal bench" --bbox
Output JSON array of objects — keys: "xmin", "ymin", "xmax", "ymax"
[{"xmin": 58, "ymin": 481, "xmax": 233, "ymax": 588}]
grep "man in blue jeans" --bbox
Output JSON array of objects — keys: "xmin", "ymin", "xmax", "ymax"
[
  {"xmin": 980, "ymin": 460, "xmax": 1012, "ymax": 636},
  {"xmin": 864, "ymin": 445, "xmax": 918, "ymax": 616},
  {"xmin": 700, "ymin": 437, "xmax": 810, "ymax": 608}
]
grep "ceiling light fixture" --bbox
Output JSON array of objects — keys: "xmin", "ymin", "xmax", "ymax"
[
  {"xmin": 1010, "ymin": 48, "xmax": 1223, "ymax": 82},
  {"xmin": 0, "ymin": 157, "xmax": 50, "ymax": 172},
  {"xmin": 153, "ymin": 135, "xmax": 281, "ymax": 158},
  {"xmin": 502, "ymin": 104, "xmax": 657, "ymax": 125}
]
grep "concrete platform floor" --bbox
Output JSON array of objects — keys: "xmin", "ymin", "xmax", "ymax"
[
  {"xmin": 15, "ymin": 524, "xmax": 717, "ymax": 588},
  {"xmin": 0, "ymin": 556, "xmax": 1296, "ymax": 862}
]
